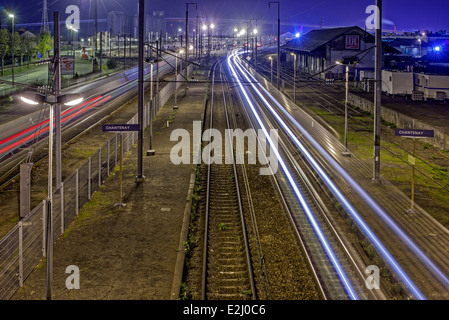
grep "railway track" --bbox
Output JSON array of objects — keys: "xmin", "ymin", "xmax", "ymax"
[
  {"xmin": 201, "ymin": 61, "xmax": 256, "ymax": 300},
  {"xmin": 0, "ymin": 60, "xmax": 178, "ymax": 191},
  {"xmin": 229, "ymin": 53, "xmax": 375, "ymax": 300},
  {"xmin": 242, "ymin": 52, "xmax": 449, "ymax": 299}
]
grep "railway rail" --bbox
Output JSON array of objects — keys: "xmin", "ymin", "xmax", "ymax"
[
  {"xmin": 239, "ymin": 51, "xmax": 449, "ymax": 299},
  {"xmin": 201, "ymin": 61, "xmax": 256, "ymax": 300}
]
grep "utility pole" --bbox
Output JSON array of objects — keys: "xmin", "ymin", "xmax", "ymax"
[
  {"xmin": 373, "ymin": 0, "xmax": 382, "ymax": 181},
  {"xmin": 269, "ymin": 1, "xmax": 280, "ymax": 89},
  {"xmin": 136, "ymin": 0, "xmax": 145, "ymax": 182},
  {"xmin": 46, "ymin": 11, "xmax": 61, "ymax": 300},
  {"xmin": 9, "ymin": 13, "xmax": 15, "ymax": 87},
  {"xmin": 291, "ymin": 52, "xmax": 296, "ymax": 104},
  {"xmin": 54, "ymin": 13, "xmax": 62, "ymax": 191},
  {"xmin": 186, "ymin": 3, "xmax": 197, "ymax": 64},
  {"xmin": 93, "ymin": 0, "xmax": 98, "ymax": 54},
  {"xmin": 99, "ymin": 32, "xmax": 103, "ymax": 77}
]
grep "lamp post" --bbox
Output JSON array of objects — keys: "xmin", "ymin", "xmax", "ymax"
[
  {"xmin": 373, "ymin": 0, "xmax": 382, "ymax": 181},
  {"xmin": 202, "ymin": 24, "xmax": 207, "ymax": 57},
  {"xmin": 269, "ymin": 56, "xmax": 273, "ymax": 84},
  {"xmin": 68, "ymin": 25, "xmax": 78, "ymax": 57},
  {"xmin": 336, "ymin": 61, "xmax": 351, "ymax": 157},
  {"xmin": 137, "ymin": 0, "xmax": 145, "ymax": 182},
  {"xmin": 253, "ymin": 28, "xmax": 258, "ymax": 66},
  {"xmin": 20, "ymin": 90, "xmax": 83, "ymax": 300},
  {"xmin": 19, "ymin": 12, "xmax": 84, "ymax": 300},
  {"xmin": 269, "ymin": 1, "xmax": 280, "ymax": 89},
  {"xmin": 418, "ymin": 38, "xmax": 422, "ymax": 57},
  {"xmin": 174, "ymin": 49, "xmax": 184, "ymax": 106},
  {"xmin": 8, "ymin": 13, "xmax": 15, "ymax": 87},
  {"xmin": 210, "ymin": 23, "xmax": 215, "ymax": 53},
  {"xmin": 290, "ymin": 52, "xmax": 296, "ymax": 104},
  {"xmin": 186, "ymin": 3, "xmax": 197, "ymax": 64}
]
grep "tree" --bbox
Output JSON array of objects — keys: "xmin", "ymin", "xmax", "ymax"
[
  {"xmin": 37, "ymin": 31, "xmax": 51, "ymax": 59},
  {"xmin": 20, "ymin": 33, "xmax": 37, "ymax": 66},
  {"xmin": 10, "ymin": 31, "xmax": 22, "ymax": 67},
  {"xmin": 0, "ymin": 29, "xmax": 9, "ymax": 76}
]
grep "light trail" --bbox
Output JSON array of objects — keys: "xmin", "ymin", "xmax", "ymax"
[
  {"xmin": 231, "ymin": 52, "xmax": 430, "ymax": 300},
  {"xmin": 0, "ymin": 58, "xmax": 174, "ymax": 159},
  {"xmin": 227, "ymin": 53, "xmax": 359, "ymax": 300}
]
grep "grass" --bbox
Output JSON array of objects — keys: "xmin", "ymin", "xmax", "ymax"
[
  {"xmin": 62, "ymin": 184, "xmax": 116, "ymax": 239},
  {"xmin": 308, "ymin": 105, "xmax": 449, "ymax": 229}
]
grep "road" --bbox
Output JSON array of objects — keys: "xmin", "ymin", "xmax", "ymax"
[{"xmin": 0, "ymin": 53, "xmax": 178, "ymax": 185}]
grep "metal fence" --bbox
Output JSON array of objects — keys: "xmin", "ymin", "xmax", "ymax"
[{"xmin": 0, "ymin": 65, "xmax": 193, "ymax": 299}]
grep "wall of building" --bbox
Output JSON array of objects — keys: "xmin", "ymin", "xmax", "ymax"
[
  {"xmin": 347, "ymin": 93, "xmax": 448, "ymax": 149},
  {"xmin": 382, "ymin": 70, "xmax": 414, "ymax": 95},
  {"xmin": 415, "ymin": 73, "xmax": 449, "ymax": 100}
]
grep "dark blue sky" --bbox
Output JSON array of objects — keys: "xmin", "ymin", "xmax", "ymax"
[{"xmin": 1, "ymin": 0, "xmax": 448, "ymax": 33}]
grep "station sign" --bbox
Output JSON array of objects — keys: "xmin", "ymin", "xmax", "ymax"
[
  {"xmin": 395, "ymin": 129, "xmax": 435, "ymax": 138},
  {"xmin": 102, "ymin": 124, "xmax": 140, "ymax": 132}
]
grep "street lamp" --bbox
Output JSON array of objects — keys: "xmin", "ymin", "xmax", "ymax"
[
  {"xmin": 185, "ymin": 2, "xmax": 197, "ymax": 64},
  {"xmin": 418, "ymin": 39, "xmax": 422, "ymax": 57},
  {"xmin": 8, "ymin": 13, "xmax": 15, "ymax": 86},
  {"xmin": 336, "ymin": 60, "xmax": 351, "ymax": 157},
  {"xmin": 20, "ymin": 90, "xmax": 82, "ymax": 299},
  {"xmin": 269, "ymin": 56, "xmax": 273, "ymax": 84},
  {"xmin": 67, "ymin": 25, "xmax": 79, "ymax": 57},
  {"xmin": 269, "ymin": 1, "xmax": 280, "ymax": 89},
  {"xmin": 210, "ymin": 23, "xmax": 215, "ymax": 52},
  {"xmin": 290, "ymin": 52, "xmax": 296, "ymax": 104},
  {"xmin": 174, "ymin": 49, "xmax": 185, "ymax": 106},
  {"xmin": 253, "ymin": 27, "xmax": 258, "ymax": 65}
]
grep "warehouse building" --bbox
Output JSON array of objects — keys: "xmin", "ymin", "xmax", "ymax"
[{"xmin": 282, "ymin": 26, "xmax": 399, "ymax": 80}]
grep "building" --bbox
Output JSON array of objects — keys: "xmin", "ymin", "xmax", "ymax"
[
  {"xmin": 108, "ymin": 11, "xmax": 166, "ymax": 39},
  {"xmin": 382, "ymin": 70, "xmax": 414, "ymax": 96},
  {"xmin": 415, "ymin": 73, "xmax": 449, "ymax": 100},
  {"xmin": 151, "ymin": 11, "xmax": 166, "ymax": 36},
  {"xmin": 380, "ymin": 70, "xmax": 449, "ymax": 101},
  {"xmin": 281, "ymin": 26, "xmax": 399, "ymax": 80},
  {"xmin": 383, "ymin": 38, "xmax": 427, "ymax": 57},
  {"xmin": 108, "ymin": 11, "xmax": 132, "ymax": 36}
]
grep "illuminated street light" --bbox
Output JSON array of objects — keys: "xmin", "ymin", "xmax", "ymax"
[
  {"xmin": 290, "ymin": 52, "xmax": 296, "ymax": 104},
  {"xmin": 295, "ymin": 32, "xmax": 300, "ymax": 38},
  {"xmin": 269, "ymin": 56, "xmax": 273, "ymax": 84},
  {"xmin": 8, "ymin": 13, "xmax": 15, "ymax": 86},
  {"xmin": 335, "ymin": 60, "xmax": 351, "ymax": 156},
  {"xmin": 174, "ymin": 49, "xmax": 185, "ymax": 106}
]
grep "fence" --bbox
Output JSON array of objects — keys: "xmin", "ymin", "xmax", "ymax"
[{"xmin": 0, "ymin": 65, "xmax": 193, "ymax": 299}]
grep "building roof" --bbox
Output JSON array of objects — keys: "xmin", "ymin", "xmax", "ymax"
[
  {"xmin": 282, "ymin": 25, "xmax": 400, "ymax": 55},
  {"xmin": 282, "ymin": 26, "xmax": 359, "ymax": 53}
]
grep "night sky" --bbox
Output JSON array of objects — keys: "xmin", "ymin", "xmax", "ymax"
[{"xmin": 1, "ymin": 0, "xmax": 448, "ymax": 34}]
